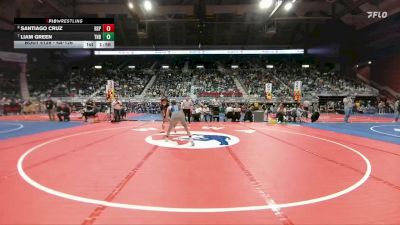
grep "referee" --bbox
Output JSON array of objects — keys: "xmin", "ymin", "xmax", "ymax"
[{"xmin": 181, "ymin": 96, "xmax": 193, "ymax": 123}]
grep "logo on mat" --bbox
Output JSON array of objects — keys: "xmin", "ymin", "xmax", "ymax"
[{"xmin": 145, "ymin": 131, "xmax": 240, "ymax": 149}]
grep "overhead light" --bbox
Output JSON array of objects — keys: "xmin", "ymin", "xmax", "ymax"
[
  {"xmin": 368, "ymin": 61, "xmax": 372, "ymax": 64},
  {"xmin": 196, "ymin": 65, "xmax": 204, "ymax": 69},
  {"xmin": 266, "ymin": 65, "xmax": 274, "ymax": 68},
  {"xmin": 302, "ymin": 64, "xmax": 309, "ymax": 68},
  {"xmin": 231, "ymin": 65, "xmax": 239, "ymax": 69},
  {"xmin": 355, "ymin": 65, "xmax": 359, "ymax": 68},
  {"xmin": 94, "ymin": 65, "xmax": 102, "ymax": 69},
  {"xmin": 144, "ymin": 0, "xmax": 152, "ymax": 11},
  {"xmin": 128, "ymin": 65, "xmax": 135, "ymax": 69},
  {"xmin": 284, "ymin": 2, "xmax": 293, "ymax": 11},
  {"xmin": 128, "ymin": 1, "xmax": 134, "ymax": 9},
  {"xmin": 162, "ymin": 65, "xmax": 169, "ymax": 69},
  {"xmin": 259, "ymin": 0, "xmax": 273, "ymax": 9}
]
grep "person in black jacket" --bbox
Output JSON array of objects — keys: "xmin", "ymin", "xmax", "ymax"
[
  {"xmin": 82, "ymin": 99, "xmax": 97, "ymax": 122},
  {"xmin": 57, "ymin": 103, "xmax": 70, "ymax": 122},
  {"xmin": 44, "ymin": 97, "xmax": 55, "ymax": 121},
  {"xmin": 243, "ymin": 105, "xmax": 253, "ymax": 122}
]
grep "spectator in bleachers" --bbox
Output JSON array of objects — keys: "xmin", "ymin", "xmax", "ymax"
[
  {"xmin": 0, "ymin": 60, "xmax": 383, "ymax": 121},
  {"xmin": 235, "ymin": 62, "xmax": 377, "ymax": 100},
  {"xmin": 193, "ymin": 69, "xmax": 242, "ymax": 97},
  {"xmin": 147, "ymin": 70, "xmax": 193, "ymax": 97}
]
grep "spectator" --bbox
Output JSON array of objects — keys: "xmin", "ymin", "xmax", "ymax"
[
  {"xmin": 82, "ymin": 99, "xmax": 97, "ymax": 122},
  {"xmin": 44, "ymin": 97, "xmax": 55, "ymax": 121},
  {"xmin": 233, "ymin": 104, "xmax": 241, "ymax": 122},
  {"xmin": 203, "ymin": 105, "xmax": 211, "ymax": 122},
  {"xmin": 112, "ymin": 96, "xmax": 123, "ymax": 122},
  {"xmin": 378, "ymin": 100, "xmax": 385, "ymax": 114},
  {"xmin": 225, "ymin": 104, "xmax": 234, "ymax": 121},
  {"xmin": 192, "ymin": 105, "xmax": 202, "ymax": 122},
  {"xmin": 57, "ymin": 103, "xmax": 71, "ymax": 122},
  {"xmin": 394, "ymin": 97, "xmax": 400, "ymax": 122},
  {"xmin": 276, "ymin": 103, "xmax": 286, "ymax": 123},
  {"xmin": 243, "ymin": 105, "xmax": 253, "ymax": 122},
  {"xmin": 343, "ymin": 95, "xmax": 354, "ymax": 123}
]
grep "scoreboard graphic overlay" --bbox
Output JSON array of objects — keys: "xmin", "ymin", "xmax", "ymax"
[{"xmin": 14, "ymin": 18, "xmax": 115, "ymax": 49}]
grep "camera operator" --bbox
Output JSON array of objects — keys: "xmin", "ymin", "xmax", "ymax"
[
  {"xmin": 82, "ymin": 98, "xmax": 97, "ymax": 122},
  {"xmin": 57, "ymin": 103, "xmax": 71, "ymax": 122}
]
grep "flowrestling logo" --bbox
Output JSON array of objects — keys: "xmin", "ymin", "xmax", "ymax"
[
  {"xmin": 145, "ymin": 131, "xmax": 240, "ymax": 149},
  {"xmin": 367, "ymin": 11, "xmax": 388, "ymax": 19}
]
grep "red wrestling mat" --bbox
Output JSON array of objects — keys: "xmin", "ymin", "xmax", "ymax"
[{"xmin": 0, "ymin": 121, "xmax": 399, "ymax": 225}]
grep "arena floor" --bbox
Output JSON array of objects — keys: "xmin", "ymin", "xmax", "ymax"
[{"xmin": 0, "ymin": 114, "xmax": 399, "ymax": 225}]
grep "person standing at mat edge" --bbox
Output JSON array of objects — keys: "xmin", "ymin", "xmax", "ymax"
[
  {"xmin": 44, "ymin": 97, "xmax": 55, "ymax": 121},
  {"xmin": 181, "ymin": 96, "xmax": 193, "ymax": 123},
  {"xmin": 160, "ymin": 97, "xmax": 169, "ymax": 131},
  {"xmin": 343, "ymin": 95, "xmax": 354, "ymax": 123},
  {"xmin": 112, "ymin": 96, "xmax": 123, "ymax": 122},
  {"xmin": 394, "ymin": 96, "xmax": 400, "ymax": 122},
  {"xmin": 165, "ymin": 100, "xmax": 194, "ymax": 146}
]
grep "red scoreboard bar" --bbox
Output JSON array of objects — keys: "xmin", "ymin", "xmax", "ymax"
[
  {"xmin": 103, "ymin": 24, "xmax": 115, "ymax": 32},
  {"xmin": 14, "ymin": 18, "xmax": 115, "ymax": 49}
]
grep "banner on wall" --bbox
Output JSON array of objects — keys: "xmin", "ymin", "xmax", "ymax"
[
  {"xmin": 265, "ymin": 83, "xmax": 272, "ymax": 100},
  {"xmin": 106, "ymin": 80, "xmax": 115, "ymax": 102},
  {"xmin": 294, "ymin": 80, "xmax": 302, "ymax": 101}
]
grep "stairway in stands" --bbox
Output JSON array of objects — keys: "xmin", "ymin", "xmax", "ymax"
[
  {"xmin": 183, "ymin": 61, "xmax": 190, "ymax": 73},
  {"xmin": 271, "ymin": 72, "xmax": 292, "ymax": 92},
  {"xmin": 233, "ymin": 77, "xmax": 248, "ymax": 98},
  {"xmin": 140, "ymin": 74, "xmax": 157, "ymax": 96}
]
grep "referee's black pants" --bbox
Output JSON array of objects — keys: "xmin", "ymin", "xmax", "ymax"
[{"xmin": 183, "ymin": 109, "xmax": 191, "ymax": 123}]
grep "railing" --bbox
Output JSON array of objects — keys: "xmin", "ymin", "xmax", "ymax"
[
  {"xmin": 316, "ymin": 89, "xmax": 379, "ymax": 96},
  {"xmin": 33, "ymin": 88, "xmax": 375, "ymax": 104},
  {"xmin": 41, "ymin": 95, "xmax": 320, "ymax": 104}
]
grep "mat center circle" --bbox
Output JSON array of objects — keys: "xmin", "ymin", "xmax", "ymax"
[
  {"xmin": 145, "ymin": 131, "xmax": 240, "ymax": 149},
  {"xmin": 17, "ymin": 126, "xmax": 371, "ymax": 212}
]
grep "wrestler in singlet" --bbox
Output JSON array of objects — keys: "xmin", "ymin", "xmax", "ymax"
[
  {"xmin": 160, "ymin": 98, "xmax": 169, "ymax": 131},
  {"xmin": 165, "ymin": 100, "xmax": 194, "ymax": 146}
]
